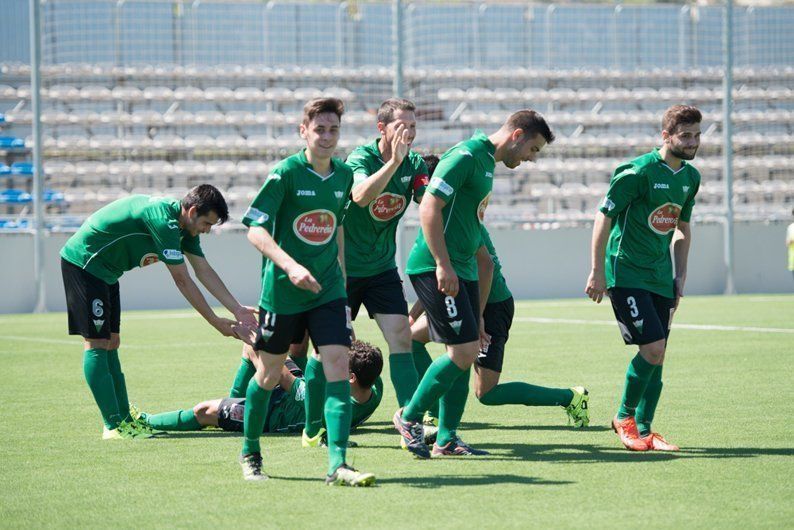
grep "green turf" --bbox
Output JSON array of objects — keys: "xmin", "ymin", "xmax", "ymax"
[{"xmin": 1, "ymin": 295, "xmax": 792, "ymax": 528}]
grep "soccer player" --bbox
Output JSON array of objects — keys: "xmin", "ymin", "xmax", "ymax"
[
  {"xmin": 393, "ymin": 110, "xmax": 555, "ymax": 458},
  {"xmin": 60, "ymin": 185, "xmax": 256, "ymax": 440},
  {"xmin": 239, "ymin": 97, "xmax": 374, "ymax": 485},
  {"xmin": 143, "ymin": 340, "xmax": 383, "ymax": 437},
  {"xmin": 344, "ymin": 98, "xmax": 429, "ymax": 410},
  {"xmin": 585, "ymin": 104, "xmax": 702, "ymax": 452}
]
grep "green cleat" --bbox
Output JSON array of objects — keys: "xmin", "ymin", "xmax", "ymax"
[
  {"xmin": 325, "ymin": 464, "xmax": 375, "ymax": 487},
  {"xmin": 301, "ymin": 427, "xmax": 326, "ymax": 448},
  {"xmin": 565, "ymin": 386, "xmax": 590, "ymax": 428},
  {"xmin": 129, "ymin": 404, "xmax": 164, "ymax": 436},
  {"xmin": 102, "ymin": 425, "xmax": 135, "ymax": 440}
]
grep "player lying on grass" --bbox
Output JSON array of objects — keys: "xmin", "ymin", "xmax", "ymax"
[
  {"xmin": 139, "ymin": 340, "xmax": 383, "ymax": 438},
  {"xmin": 586, "ymin": 105, "xmax": 702, "ymax": 452},
  {"xmin": 60, "ymin": 185, "xmax": 256, "ymax": 441}
]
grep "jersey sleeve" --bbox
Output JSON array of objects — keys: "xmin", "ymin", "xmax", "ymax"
[
  {"xmin": 426, "ymin": 150, "xmax": 475, "ymax": 203},
  {"xmin": 142, "ymin": 204, "xmax": 186, "ymax": 265},
  {"xmin": 345, "ymin": 150, "xmax": 371, "ymax": 187},
  {"xmin": 180, "ymin": 234, "xmax": 205, "ymax": 258},
  {"xmin": 242, "ymin": 169, "xmax": 287, "ymax": 230},
  {"xmin": 679, "ymin": 171, "xmax": 700, "ymax": 223},
  {"xmin": 599, "ymin": 163, "xmax": 645, "ymax": 218},
  {"xmin": 338, "ymin": 168, "xmax": 355, "ymax": 225},
  {"xmin": 411, "ymin": 157, "xmax": 430, "ymax": 203}
]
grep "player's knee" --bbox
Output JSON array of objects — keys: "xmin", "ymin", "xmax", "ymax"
[
  {"xmin": 641, "ymin": 342, "xmax": 666, "ymax": 364},
  {"xmin": 386, "ymin": 320, "xmax": 412, "ymax": 352}
]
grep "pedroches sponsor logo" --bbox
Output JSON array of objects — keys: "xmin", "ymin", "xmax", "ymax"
[
  {"xmin": 162, "ymin": 248, "xmax": 183, "ymax": 260},
  {"xmin": 140, "ymin": 253, "xmax": 159, "ymax": 267},
  {"xmin": 647, "ymin": 202, "xmax": 682, "ymax": 235},
  {"xmin": 293, "ymin": 209, "xmax": 336, "ymax": 245},
  {"xmin": 429, "ymin": 176, "xmax": 454, "ymax": 196},
  {"xmin": 477, "ymin": 192, "xmax": 491, "ymax": 223},
  {"xmin": 369, "ymin": 192, "xmax": 406, "ymax": 221},
  {"xmin": 296, "ymin": 189, "xmax": 316, "ymax": 196},
  {"xmin": 653, "ymin": 183, "xmax": 670, "ymax": 189}
]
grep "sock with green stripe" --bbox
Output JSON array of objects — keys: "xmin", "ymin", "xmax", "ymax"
[
  {"xmin": 478, "ymin": 382, "xmax": 574, "ymax": 407},
  {"xmin": 230, "ymin": 357, "xmax": 256, "ymax": 398},
  {"xmin": 411, "ymin": 340, "xmax": 439, "ymax": 418},
  {"xmin": 402, "ymin": 355, "xmax": 465, "ymax": 423},
  {"xmin": 636, "ymin": 365, "xmax": 664, "ymax": 436},
  {"xmin": 437, "ymin": 368, "xmax": 471, "ymax": 446},
  {"xmin": 324, "ymin": 380, "xmax": 352, "ymax": 476},
  {"xmin": 389, "ymin": 352, "xmax": 418, "ymax": 407},
  {"xmin": 106, "ymin": 349, "xmax": 131, "ymax": 422},
  {"xmin": 303, "ymin": 356, "xmax": 326, "ymax": 438},
  {"xmin": 242, "ymin": 378, "xmax": 271, "ymax": 455},
  {"xmin": 83, "ymin": 348, "xmax": 123, "ymax": 429},
  {"xmin": 146, "ymin": 409, "xmax": 202, "ymax": 431},
  {"xmin": 617, "ymin": 353, "xmax": 657, "ymax": 419}
]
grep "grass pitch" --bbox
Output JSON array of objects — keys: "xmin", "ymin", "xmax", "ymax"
[{"xmin": 1, "ymin": 294, "xmax": 792, "ymax": 529}]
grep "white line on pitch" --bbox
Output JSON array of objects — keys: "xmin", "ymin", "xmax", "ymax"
[{"xmin": 514, "ymin": 317, "xmax": 794, "ymax": 334}]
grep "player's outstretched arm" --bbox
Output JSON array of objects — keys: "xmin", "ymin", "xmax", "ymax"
[
  {"xmin": 672, "ymin": 220, "xmax": 692, "ymax": 309},
  {"xmin": 350, "ymin": 124, "xmax": 410, "ymax": 206},
  {"xmin": 247, "ymin": 226, "xmax": 321, "ymax": 294},
  {"xmin": 185, "ymin": 252, "xmax": 257, "ymax": 328},
  {"xmin": 419, "ymin": 193, "xmax": 458, "ymax": 297},
  {"xmin": 166, "ymin": 262, "xmax": 250, "ymax": 342},
  {"xmin": 585, "ymin": 211, "xmax": 611, "ymax": 303}
]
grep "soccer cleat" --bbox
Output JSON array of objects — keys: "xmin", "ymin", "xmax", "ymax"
[
  {"xmin": 431, "ymin": 436, "xmax": 490, "ymax": 457},
  {"xmin": 240, "ymin": 452, "xmax": 268, "ymax": 481},
  {"xmin": 565, "ymin": 386, "xmax": 590, "ymax": 428},
  {"xmin": 129, "ymin": 404, "xmax": 164, "ymax": 436},
  {"xmin": 102, "ymin": 425, "xmax": 135, "ymax": 440},
  {"xmin": 642, "ymin": 432, "xmax": 680, "ymax": 452},
  {"xmin": 611, "ymin": 416, "xmax": 649, "ymax": 451},
  {"xmin": 422, "ymin": 411, "xmax": 438, "ymax": 427},
  {"xmin": 392, "ymin": 408, "xmax": 430, "ymax": 459},
  {"xmin": 301, "ymin": 427, "xmax": 326, "ymax": 448},
  {"xmin": 325, "ymin": 464, "xmax": 376, "ymax": 487},
  {"xmin": 423, "ymin": 425, "xmax": 438, "ymax": 446}
]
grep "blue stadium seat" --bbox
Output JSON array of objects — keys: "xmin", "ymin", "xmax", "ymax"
[
  {"xmin": 0, "ymin": 189, "xmax": 33, "ymax": 203},
  {"xmin": 0, "ymin": 113, "xmax": 5, "ymax": 124},
  {"xmin": 44, "ymin": 189, "xmax": 65, "ymax": 203},
  {"xmin": 11, "ymin": 162, "xmax": 34, "ymax": 175},
  {"xmin": 0, "ymin": 164, "xmax": 10, "ymax": 175},
  {"xmin": 0, "ymin": 136, "xmax": 25, "ymax": 149}
]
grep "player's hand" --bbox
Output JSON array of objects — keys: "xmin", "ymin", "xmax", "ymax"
[
  {"xmin": 436, "ymin": 262, "xmax": 459, "ymax": 297},
  {"xmin": 390, "ymin": 123, "xmax": 411, "ymax": 165},
  {"xmin": 232, "ymin": 322, "xmax": 257, "ymax": 346},
  {"xmin": 212, "ymin": 316, "xmax": 240, "ymax": 338},
  {"xmin": 233, "ymin": 305, "xmax": 258, "ymax": 329},
  {"xmin": 479, "ymin": 317, "xmax": 491, "ymax": 350},
  {"xmin": 286, "ymin": 263, "xmax": 322, "ymax": 293},
  {"xmin": 674, "ymin": 275, "xmax": 686, "ymax": 310},
  {"xmin": 585, "ymin": 269, "xmax": 607, "ymax": 303}
]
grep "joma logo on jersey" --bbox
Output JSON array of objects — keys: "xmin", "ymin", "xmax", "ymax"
[
  {"xmin": 369, "ymin": 193, "xmax": 406, "ymax": 222},
  {"xmin": 648, "ymin": 202, "xmax": 682, "ymax": 235},
  {"xmin": 653, "ymin": 183, "xmax": 670, "ymax": 190},
  {"xmin": 296, "ymin": 190, "xmax": 316, "ymax": 197},
  {"xmin": 293, "ymin": 209, "xmax": 336, "ymax": 245}
]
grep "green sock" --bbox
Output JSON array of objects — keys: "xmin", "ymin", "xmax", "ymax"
[
  {"xmin": 389, "ymin": 352, "xmax": 419, "ymax": 408},
  {"xmin": 230, "ymin": 357, "xmax": 256, "ymax": 398},
  {"xmin": 324, "ymin": 380, "xmax": 352, "ymax": 476},
  {"xmin": 411, "ymin": 340, "xmax": 439, "ymax": 418},
  {"xmin": 106, "ymin": 349, "xmax": 131, "ymax": 422},
  {"xmin": 303, "ymin": 356, "xmax": 326, "ymax": 438},
  {"xmin": 290, "ymin": 354, "xmax": 308, "ymax": 373},
  {"xmin": 437, "ymin": 368, "xmax": 471, "ymax": 446},
  {"xmin": 83, "ymin": 348, "xmax": 123, "ymax": 429},
  {"xmin": 636, "ymin": 365, "xmax": 664, "ymax": 436},
  {"xmin": 147, "ymin": 409, "xmax": 202, "ymax": 431},
  {"xmin": 403, "ymin": 355, "xmax": 465, "ymax": 422},
  {"xmin": 617, "ymin": 353, "xmax": 657, "ymax": 419},
  {"xmin": 479, "ymin": 382, "xmax": 574, "ymax": 407},
  {"xmin": 242, "ymin": 378, "xmax": 271, "ymax": 455}
]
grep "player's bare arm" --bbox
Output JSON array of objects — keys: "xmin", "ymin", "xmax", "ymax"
[
  {"xmin": 185, "ymin": 252, "xmax": 257, "ymax": 328},
  {"xmin": 419, "ymin": 192, "xmax": 458, "ymax": 297},
  {"xmin": 247, "ymin": 225, "xmax": 322, "ymax": 294},
  {"xmin": 351, "ymin": 123, "xmax": 411, "ymax": 206},
  {"xmin": 672, "ymin": 220, "xmax": 691, "ymax": 309},
  {"xmin": 586, "ymin": 211, "xmax": 611, "ymax": 303},
  {"xmin": 475, "ymin": 244, "xmax": 494, "ymax": 346}
]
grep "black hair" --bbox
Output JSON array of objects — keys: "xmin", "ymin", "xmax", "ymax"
[
  {"xmin": 348, "ymin": 340, "xmax": 383, "ymax": 388},
  {"xmin": 181, "ymin": 184, "xmax": 229, "ymax": 224}
]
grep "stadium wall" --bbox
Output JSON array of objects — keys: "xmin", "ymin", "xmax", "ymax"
[{"xmin": 1, "ymin": 221, "xmax": 790, "ymax": 314}]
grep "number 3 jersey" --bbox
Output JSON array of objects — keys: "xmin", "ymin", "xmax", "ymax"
[{"xmin": 599, "ymin": 148, "xmax": 700, "ymax": 298}]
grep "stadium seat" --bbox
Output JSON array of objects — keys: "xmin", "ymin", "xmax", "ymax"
[
  {"xmin": 10, "ymin": 162, "xmax": 34, "ymax": 175},
  {"xmin": 204, "ymin": 86, "xmax": 236, "ymax": 102},
  {"xmin": 0, "ymin": 137, "xmax": 25, "ymax": 149},
  {"xmin": 0, "ymin": 189, "xmax": 32, "ymax": 203},
  {"xmin": 0, "ymin": 164, "xmax": 10, "ymax": 175}
]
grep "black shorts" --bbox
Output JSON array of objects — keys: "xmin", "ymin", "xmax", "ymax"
[
  {"xmin": 253, "ymin": 297, "xmax": 352, "ymax": 354},
  {"xmin": 609, "ymin": 287, "xmax": 676, "ymax": 346},
  {"xmin": 216, "ymin": 393, "xmax": 287, "ymax": 434},
  {"xmin": 410, "ymin": 271, "xmax": 480, "ymax": 345},
  {"xmin": 61, "ymin": 258, "xmax": 120, "ymax": 339},
  {"xmin": 477, "ymin": 297, "xmax": 514, "ymax": 373},
  {"xmin": 346, "ymin": 268, "xmax": 409, "ymax": 320}
]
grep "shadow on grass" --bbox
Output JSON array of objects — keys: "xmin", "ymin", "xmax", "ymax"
[
  {"xmin": 269, "ymin": 473, "xmax": 574, "ymax": 489},
  {"xmin": 356, "ymin": 421, "xmax": 610, "ymax": 436}
]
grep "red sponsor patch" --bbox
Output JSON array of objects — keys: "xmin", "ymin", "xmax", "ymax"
[
  {"xmin": 477, "ymin": 193, "xmax": 491, "ymax": 223},
  {"xmin": 647, "ymin": 202, "xmax": 681, "ymax": 235},
  {"xmin": 369, "ymin": 192, "xmax": 406, "ymax": 221},
  {"xmin": 293, "ymin": 209, "xmax": 336, "ymax": 245},
  {"xmin": 140, "ymin": 253, "xmax": 159, "ymax": 267}
]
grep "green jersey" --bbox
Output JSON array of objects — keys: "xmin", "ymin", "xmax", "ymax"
[
  {"xmin": 344, "ymin": 139, "xmax": 429, "ymax": 277},
  {"xmin": 405, "ymin": 130, "xmax": 495, "ymax": 281},
  {"xmin": 60, "ymin": 195, "xmax": 203, "ymax": 285},
  {"xmin": 243, "ymin": 150, "xmax": 353, "ymax": 314},
  {"xmin": 480, "ymin": 225, "xmax": 512, "ymax": 304},
  {"xmin": 600, "ymin": 148, "xmax": 700, "ymax": 298},
  {"xmin": 351, "ymin": 376, "xmax": 383, "ymax": 430}
]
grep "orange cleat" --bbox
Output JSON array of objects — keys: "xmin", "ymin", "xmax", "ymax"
[
  {"xmin": 642, "ymin": 432, "xmax": 680, "ymax": 452},
  {"xmin": 612, "ymin": 416, "xmax": 650, "ymax": 451}
]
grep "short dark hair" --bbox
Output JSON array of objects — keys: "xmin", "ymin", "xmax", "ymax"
[
  {"xmin": 377, "ymin": 98, "xmax": 416, "ymax": 125},
  {"xmin": 422, "ymin": 154, "xmax": 439, "ymax": 177},
  {"xmin": 181, "ymin": 184, "xmax": 229, "ymax": 224},
  {"xmin": 662, "ymin": 105, "xmax": 702, "ymax": 134},
  {"xmin": 504, "ymin": 110, "xmax": 555, "ymax": 144},
  {"xmin": 302, "ymin": 97, "xmax": 345, "ymax": 125},
  {"xmin": 348, "ymin": 340, "xmax": 383, "ymax": 388}
]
